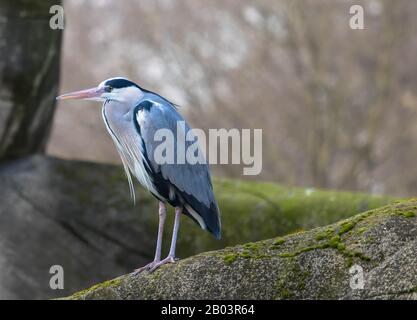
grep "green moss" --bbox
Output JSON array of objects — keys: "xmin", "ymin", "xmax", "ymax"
[
  {"xmin": 411, "ymin": 286, "xmax": 417, "ymax": 293},
  {"xmin": 241, "ymin": 250, "xmax": 251, "ymax": 259},
  {"xmin": 315, "ymin": 233, "xmax": 327, "ymax": 241},
  {"xmin": 400, "ymin": 211, "xmax": 416, "ymax": 218},
  {"xmin": 391, "ymin": 201, "xmax": 417, "ymax": 218},
  {"xmin": 223, "ymin": 197, "xmax": 408, "ymax": 266},
  {"xmin": 346, "ymin": 256, "xmax": 353, "ymax": 267},
  {"xmin": 223, "ymin": 254, "xmax": 238, "ymax": 265},
  {"xmin": 206, "ymin": 177, "xmax": 395, "ymax": 259},
  {"xmin": 288, "ymin": 228, "xmax": 305, "ymax": 235},
  {"xmin": 243, "ymin": 242, "xmax": 261, "ymax": 250},
  {"xmin": 337, "ymin": 243, "xmax": 346, "ymax": 251},
  {"xmin": 354, "ymin": 252, "xmax": 371, "ymax": 261},
  {"xmin": 314, "ymin": 227, "xmax": 334, "ymax": 241},
  {"xmin": 278, "ymin": 220, "xmax": 370, "ymax": 264},
  {"xmin": 67, "ymin": 277, "xmax": 123, "ymax": 299},
  {"xmin": 101, "ymin": 277, "xmax": 123, "ymax": 288},
  {"xmin": 278, "ymin": 288, "xmax": 292, "ymax": 299},
  {"xmin": 393, "ymin": 198, "xmax": 417, "ymax": 204},
  {"xmin": 338, "ymin": 221, "xmax": 356, "ymax": 235},
  {"xmin": 328, "ymin": 235, "xmax": 341, "ymax": 248},
  {"xmin": 66, "ymin": 198, "xmax": 417, "ymax": 300},
  {"xmin": 273, "ymin": 237, "xmax": 286, "ymax": 245},
  {"xmin": 52, "ymin": 166, "xmax": 397, "ymax": 261},
  {"xmin": 357, "ymin": 227, "xmax": 367, "ymax": 234},
  {"xmin": 221, "ymin": 240, "xmax": 273, "ymax": 263},
  {"xmin": 271, "ymin": 237, "xmax": 286, "ymax": 250}
]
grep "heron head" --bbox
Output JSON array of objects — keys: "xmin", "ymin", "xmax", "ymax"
[{"xmin": 56, "ymin": 77, "xmax": 143, "ymax": 103}]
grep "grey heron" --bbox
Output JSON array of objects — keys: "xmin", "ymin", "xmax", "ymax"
[{"xmin": 57, "ymin": 77, "xmax": 221, "ymax": 272}]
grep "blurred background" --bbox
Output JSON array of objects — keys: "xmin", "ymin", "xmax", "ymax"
[
  {"xmin": 0, "ymin": 0, "xmax": 415, "ymax": 299},
  {"xmin": 49, "ymin": 0, "xmax": 417, "ymax": 197}
]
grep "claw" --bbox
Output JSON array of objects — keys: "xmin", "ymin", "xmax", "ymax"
[
  {"xmin": 148, "ymin": 256, "xmax": 177, "ymax": 272},
  {"xmin": 133, "ymin": 260, "xmax": 160, "ymax": 274}
]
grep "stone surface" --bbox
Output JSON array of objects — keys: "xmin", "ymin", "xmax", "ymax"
[
  {"xmin": 66, "ymin": 200, "xmax": 417, "ymax": 300},
  {"xmin": 0, "ymin": 0, "xmax": 62, "ymax": 160},
  {"xmin": 0, "ymin": 155, "xmax": 393, "ymax": 299}
]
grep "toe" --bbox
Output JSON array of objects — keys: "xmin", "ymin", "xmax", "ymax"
[
  {"xmin": 149, "ymin": 256, "xmax": 177, "ymax": 272},
  {"xmin": 133, "ymin": 260, "xmax": 159, "ymax": 274}
]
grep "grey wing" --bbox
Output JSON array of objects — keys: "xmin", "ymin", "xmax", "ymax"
[{"xmin": 135, "ymin": 99, "xmax": 221, "ymax": 237}]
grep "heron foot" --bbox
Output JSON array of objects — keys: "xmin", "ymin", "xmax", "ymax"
[
  {"xmin": 133, "ymin": 260, "xmax": 160, "ymax": 274},
  {"xmin": 148, "ymin": 255, "xmax": 177, "ymax": 272}
]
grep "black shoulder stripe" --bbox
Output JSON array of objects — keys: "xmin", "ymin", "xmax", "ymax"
[{"xmin": 133, "ymin": 100, "xmax": 153, "ymax": 135}]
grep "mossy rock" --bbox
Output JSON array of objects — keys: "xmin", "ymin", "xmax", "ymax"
[
  {"xmin": 53, "ymin": 156, "xmax": 395, "ymax": 259},
  {"xmin": 65, "ymin": 200, "xmax": 417, "ymax": 300},
  {"xmin": 0, "ymin": 155, "xmax": 396, "ymax": 299}
]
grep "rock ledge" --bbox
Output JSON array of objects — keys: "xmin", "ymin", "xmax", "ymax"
[{"xmin": 65, "ymin": 200, "xmax": 417, "ymax": 300}]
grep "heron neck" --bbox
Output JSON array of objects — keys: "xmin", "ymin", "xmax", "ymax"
[{"xmin": 103, "ymin": 99, "xmax": 133, "ymax": 122}]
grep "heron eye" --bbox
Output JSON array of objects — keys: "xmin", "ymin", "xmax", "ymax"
[{"xmin": 105, "ymin": 86, "xmax": 113, "ymax": 92}]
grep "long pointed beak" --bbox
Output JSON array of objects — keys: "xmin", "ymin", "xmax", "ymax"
[{"xmin": 56, "ymin": 87, "xmax": 105, "ymax": 101}]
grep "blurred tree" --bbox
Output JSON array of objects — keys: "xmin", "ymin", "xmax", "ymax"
[{"xmin": 0, "ymin": 0, "xmax": 62, "ymax": 160}]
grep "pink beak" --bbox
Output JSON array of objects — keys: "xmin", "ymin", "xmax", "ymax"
[{"xmin": 56, "ymin": 87, "xmax": 105, "ymax": 100}]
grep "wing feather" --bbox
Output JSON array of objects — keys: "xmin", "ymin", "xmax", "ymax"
[
  {"xmin": 137, "ymin": 102, "xmax": 213, "ymax": 204},
  {"xmin": 135, "ymin": 97, "xmax": 221, "ymax": 236}
]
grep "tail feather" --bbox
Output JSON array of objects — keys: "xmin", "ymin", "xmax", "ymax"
[{"xmin": 182, "ymin": 193, "xmax": 221, "ymax": 239}]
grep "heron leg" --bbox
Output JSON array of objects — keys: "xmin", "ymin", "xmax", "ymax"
[
  {"xmin": 154, "ymin": 201, "xmax": 167, "ymax": 261},
  {"xmin": 134, "ymin": 201, "xmax": 166, "ymax": 274},
  {"xmin": 149, "ymin": 206, "xmax": 181, "ymax": 272}
]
